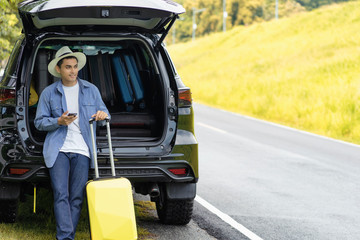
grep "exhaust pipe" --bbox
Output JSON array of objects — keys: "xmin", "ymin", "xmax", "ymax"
[{"xmin": 149, "ymin": 183, "xmax": 160, "ymax": 198}]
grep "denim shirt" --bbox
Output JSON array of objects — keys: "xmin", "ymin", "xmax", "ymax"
[{"xmin": 34, "ymin": 78, "xmax": 110, "ymax": 168}]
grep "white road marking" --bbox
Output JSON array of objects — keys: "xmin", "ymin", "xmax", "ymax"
[
  {"xmin": 195, "ymin": 195, "xmax": 263, "ymax": 240},
  {"xmin": 197, "ymin": 122, "xmax": 228, "ymax": 134}
]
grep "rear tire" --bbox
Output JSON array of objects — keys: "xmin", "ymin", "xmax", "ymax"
[
  {"xmin": 0, "ymin": 199, "xmax": 18, "ymax": 223},
  {"xmin": 156, "ymin": 193, "xmax": 193, "ymax": 225}
]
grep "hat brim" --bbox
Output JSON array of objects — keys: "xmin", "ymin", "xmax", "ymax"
[{"xmin": 48, "ymin": 52, "xmax": 87, "ymax": 78}]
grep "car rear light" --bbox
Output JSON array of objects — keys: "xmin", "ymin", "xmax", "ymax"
[
  {"xmin": 0, "ymin": 88, "xmax": 16, "ymax": 105},
  {"xmin": 168, "ymin": 168, "xmax": 187, "ymax": 176},
  {"xmin": 178, "ymin": 88, "xmax": 192, "ymax": 107},
  {"xmin": 9, "ymin": 168, "xmax": 30, "ymax": 175}
]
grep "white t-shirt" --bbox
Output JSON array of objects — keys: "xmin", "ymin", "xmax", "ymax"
[{"xmin": 60, "ymin": 82, "xmax": 90, "ymax": 158}]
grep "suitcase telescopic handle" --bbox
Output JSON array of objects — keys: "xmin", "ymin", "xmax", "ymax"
[{"xmin": 89, "ymin": 117, "xmax": 116, "ymax": 179}]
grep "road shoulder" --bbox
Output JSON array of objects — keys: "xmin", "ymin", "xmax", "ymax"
[{"xmin": 134, "ymin": 193, "xmax": 216, "ymax": 240}]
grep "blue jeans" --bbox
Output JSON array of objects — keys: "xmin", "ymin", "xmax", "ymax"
[{"xmin": 49, "ymin": 152, "xmax": 90, "ymax": 240}]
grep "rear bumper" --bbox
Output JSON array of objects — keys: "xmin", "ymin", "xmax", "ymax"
[
  {"xmin": 0, "ymin": 163, "xmax": 49, "ymax": 183},
  {"xmin": 0, "ymin": 160, "xmax": 197, "ymax": 184},
  {"xmin": 96, "ymin": 160, "xmax": 197, "ymax": 183}
]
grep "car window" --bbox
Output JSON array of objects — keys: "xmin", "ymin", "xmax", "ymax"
[
  {"xmin": 160, "ymin": 47, "xmax": 187, "ymax": 89},
  {"xmin": 162, "ymin": 48, "xmax": 177, "ymax": 76},
  {"xmin": 1, "ymin": 36, "xmax": 24, "ymax": 87}
]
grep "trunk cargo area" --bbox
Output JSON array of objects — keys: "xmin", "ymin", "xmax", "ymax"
[{"xmin": 28, "ymin": 39, "xmax": 166, "ymax": 145}]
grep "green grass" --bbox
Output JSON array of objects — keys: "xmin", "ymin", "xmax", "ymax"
[
  {"xmin": 0, "ymin": 189, "xmax": 69, "ymax": 240},
  {"xmin": 134, "ymin": 201, "xmax": 158, "ymax": 240},
  {"xmin": 168, "ymin": 0, "xmax": 360, "ymax": 144},
  {"xmin": 0, "ymin": 189, "xmax": 155, "ymax": 240}
]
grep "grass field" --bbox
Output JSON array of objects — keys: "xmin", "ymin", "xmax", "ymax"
[{"xmin": 168, "ymin": 0, "xmax": 360, "ymax": 144}]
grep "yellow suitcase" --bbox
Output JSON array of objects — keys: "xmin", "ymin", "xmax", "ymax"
[{"xmin": 87, "ymin": 118, "xmax": 137, "ymax": 240}]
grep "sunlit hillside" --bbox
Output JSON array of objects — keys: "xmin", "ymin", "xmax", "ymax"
[{"xmin": 168, "ymin": 1, "xmax": 360, "ymax": 144}]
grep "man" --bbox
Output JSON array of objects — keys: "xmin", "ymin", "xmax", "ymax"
[{"xmin": 35, "ymin": 46, "xmax": 110, "ymax": 240}]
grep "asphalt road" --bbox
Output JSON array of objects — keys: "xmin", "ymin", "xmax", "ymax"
[
  {"xmin": 138, "ymin": 103, "xmax": 360, "ymax": 239},
  {"xmin": 192, "ymin": 102, "xmax": 360, "ymax": 240}
]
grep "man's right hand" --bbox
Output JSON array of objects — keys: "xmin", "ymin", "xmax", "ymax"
[{"xmin": 58, "ymin": 111, "xmax": 77, "ymax": 126}]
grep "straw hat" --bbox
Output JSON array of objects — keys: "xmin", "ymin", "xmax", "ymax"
[{"xmin": 48, "ymin": 46, "xmax": 86, "ymax": 78}]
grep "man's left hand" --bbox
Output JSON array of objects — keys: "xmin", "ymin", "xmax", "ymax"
[{"xmin": 91, "ymin": 111, "xmax": 108, "ymax": 121}]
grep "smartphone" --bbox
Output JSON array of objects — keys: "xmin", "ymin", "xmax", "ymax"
[{"xmin": 68, "ymin": 113, "xmax": 77, "ymax": 117}]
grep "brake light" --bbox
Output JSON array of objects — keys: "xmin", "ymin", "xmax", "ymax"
[
  {"xmin": 9, "ymin": 168, "xmax": 30, "ymax": 175},
  {"xmin": 169, "ymin": 168, "xmax": 187, "ymax": 176},
  {"xmin": 178, "ymin": 88, "xmax": 192, "ymax": 107},
  {"xmin": 0, "ymin": 88, "xmax": 16, "ymax": 104}
]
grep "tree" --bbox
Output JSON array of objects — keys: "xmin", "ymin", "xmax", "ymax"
[
  {"xmin": 294, "ymin": 0, "xmax": 350, "ymax": 10},
  {"xmin": 227, "ymin": 0, "xmax": 265, "ymax": 27},
  {"xmin": 0, "ymin": 0, "xmax": 21, "ymax": 66},
  {"xmin": 195, "ymin": 0, "xmax": 223, "ymax": 35},
  {"xmin": 263, "ymin": 0, "xmax": 305, "ymax": 20}
]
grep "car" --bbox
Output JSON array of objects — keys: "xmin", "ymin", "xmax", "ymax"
[{"xmin": 0, "ymin": 0, "xmax": 198, "ymax": 225}]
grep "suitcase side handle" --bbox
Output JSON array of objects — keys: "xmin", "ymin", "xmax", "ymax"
[{"xmin": 89, "ymin": 117, "xmax": 115, "ymax": 178}]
